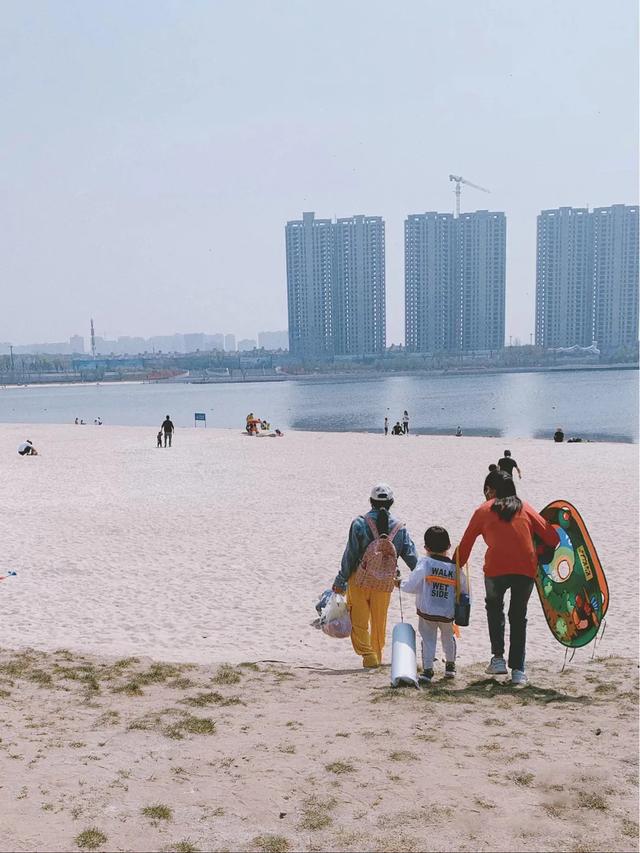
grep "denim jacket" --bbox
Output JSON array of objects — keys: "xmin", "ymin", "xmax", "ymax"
[{"xmin": 333, "ymin": 509, "xmax": 418, "ymax": 591}]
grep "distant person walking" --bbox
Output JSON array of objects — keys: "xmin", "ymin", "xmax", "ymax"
[
  {"xmin": 554, "ymin": 427, "xmax": 565, "ymax": 443},
  {"xmin": 402, "ymin": 410, "xmax": 410, "ymax": 435},
  {"xmin": 162, "ymin": 415, "xmax": 175, "ymax": 448},
  {"xmin": 456, "ymin": 426, "xmax": 462, "ymax": 437},
  {"xmin": 384, "ymin": 417, "xmax": 389, "ymax": 436},
  {"xmin": 498, "ymin": 450, "xmax": 521, "ymax": 479},
  {"xmin": 18, "ymin": 440, "xmax": 38, "ymax": 456}
]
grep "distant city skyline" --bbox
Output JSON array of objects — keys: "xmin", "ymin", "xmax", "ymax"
[{"xmin": 0, "ymin": 328, "xmax": 288, "ymax": 356}]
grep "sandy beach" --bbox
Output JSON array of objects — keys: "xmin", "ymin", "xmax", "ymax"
[
  {"xmin": 0, "ymin": 424, "xmax": 638, "ymax": 852},
  {"xmin": 0, "ymin": 424, "xmax": 637, "ymax": 666}
]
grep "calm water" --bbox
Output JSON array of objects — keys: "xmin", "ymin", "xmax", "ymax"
[{"xmin": 0, "ymin": 370, "xmax": 637, "ymax": 442}]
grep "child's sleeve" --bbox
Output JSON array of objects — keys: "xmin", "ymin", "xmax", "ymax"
[{"xmin": 400, "ymin": 561, "xmax": 425, "ymax": 595}]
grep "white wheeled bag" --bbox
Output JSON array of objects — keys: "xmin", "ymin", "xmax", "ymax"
[{"xmin": 390, "ymin": 622, "xmax": 419, "ymax": 688}]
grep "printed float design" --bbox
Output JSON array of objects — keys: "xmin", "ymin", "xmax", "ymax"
[{"xmin": 535, "ymin": 501, "xmax": 609, "ymax": 648}]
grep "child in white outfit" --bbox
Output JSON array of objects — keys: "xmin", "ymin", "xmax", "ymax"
[{"xmin": 398, "ymin": 525, "xmax": 468, "ymax": 684}]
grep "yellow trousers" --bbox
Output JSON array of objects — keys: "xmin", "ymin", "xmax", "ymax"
[{"xmin": 347, "ymin": 583, "xmax": 392, "ymax": 667}]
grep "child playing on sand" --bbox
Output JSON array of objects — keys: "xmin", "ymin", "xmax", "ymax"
[{"xmin": 397, "ymin": 525, "xmax": 466, "ymax": 685}]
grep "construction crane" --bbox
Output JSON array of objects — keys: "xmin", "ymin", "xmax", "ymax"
[{"xmin": 449, "ymin": 174, "xmax": 490, "ymax": 217}]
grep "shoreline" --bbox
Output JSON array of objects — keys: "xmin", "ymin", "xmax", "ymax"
[{"xmin": 0, "ymin": 360, "xmax": 637, "ymax": 390}]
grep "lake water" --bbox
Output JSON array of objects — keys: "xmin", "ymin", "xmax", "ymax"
[{"xmin": 0, "ymin": 369, "xmax": 637, "ymax": 442}]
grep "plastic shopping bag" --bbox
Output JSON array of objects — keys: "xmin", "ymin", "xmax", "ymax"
[
  {"xmin": 319, "ymin": 592, "xmax": 348, "ymax": 625},
  {"xmin": 319, "ymin": 592, "xmax": 351, "ymax": 639}
]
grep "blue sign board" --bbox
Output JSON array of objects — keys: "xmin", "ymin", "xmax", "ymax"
[{"xmin": 194, "ymin": 412, "xmax": 206, "ymax": 427}]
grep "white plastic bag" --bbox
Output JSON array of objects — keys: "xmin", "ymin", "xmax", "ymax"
[
  {"xmin": 320, "ymin": 592, "xmax": 351, "ymax": 639},
  {"xmin": 319, "ymin": 592, "xmax": 348, "ymax": 625}
]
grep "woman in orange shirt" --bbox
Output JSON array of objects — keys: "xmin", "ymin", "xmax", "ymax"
[{"xmin": 456, "ymin": 470, "xmax": 559, "ymax": 686}]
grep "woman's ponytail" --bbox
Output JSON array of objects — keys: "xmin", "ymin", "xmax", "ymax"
[{"xmin": 490, "ymin": 471, "xmax": 522, "ymax": 522}]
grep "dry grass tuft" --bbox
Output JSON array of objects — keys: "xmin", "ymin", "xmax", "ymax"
[
  {"xmin": 252, "ymin": 834, "xmax": 290, "ymax": 853},
  {"xmin": 326, "ymin": 760, "xmax": 355, "ymax": 774},
  {"xmin": 211, "ymin": 664, "xmax": 241, "ymax": 685},
  {"xmin": 74, "ymin": 827, "xmax": 108, "ymax": 850},
  {"xmin": 298, "ymin": 795, "xmax": 337, "ymax": 830},
  {"xmin": 141, "ymin": 803, "xmax": 173, "ymax": 821}
]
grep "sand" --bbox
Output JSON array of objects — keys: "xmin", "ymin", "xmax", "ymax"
[
  {"xmin": 0, "ymin": 648, "xmax": 637, "ymax": 853},
  {"xmin": 0, "ymin": 424, "xmax": 637, "ymax": 666},
  {"xmin": 0, "ymin": 424, "xmax": 638, "ymax": 852}
]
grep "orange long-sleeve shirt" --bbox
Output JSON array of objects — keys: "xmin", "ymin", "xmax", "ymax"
[{"xmin": 457, "ymin": 500, "xmax": 560, "ymax": 578}]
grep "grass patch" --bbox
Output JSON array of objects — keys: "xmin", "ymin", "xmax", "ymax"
[
  {"xmin": 335, "ymin": 732, "xmax": 350, "ymax": 738},
  {"xmin": 142, "ymin": 803, "xmax": 173, "ymax": 821},
  {"xmin": 298, "ymin": 795, "xmax": 337, "ymax": 831},
  {"xmin": 578, "ymin": 791, "xmax": 608, "ymax": 811},
  {"xmin": 278, "ymin": 743, "xmax": 296, "ymax": 754},
  {"xmin": 252, "ymin": 834, "xmax": 290, "ymax": 853},
  {"xmin": 512, "ymin": 771, "xmax": 534, "ymax": 787},
  {"xmin": 74, "ymin": 827, "xmax": 108, "ymax": 850},
  {"xmin": 211, "ymin": 664, "xmax": 241, "ymax": 685},
  {"xmin": 621, "ymin": 818, "xmax": 639, "ymax": 838},
  {"xmin": 326, "ymin": 760, "xmax": 355, "ymax": 774},
  {"xmin": 239, "ymin": 661, "xmax": 260, "ymax": 671},
  {"xmin": 28, "ymin": 669, "xmax": 54, "ymax": 687},
  {"xmin": 181, "ymin": 691, "xmax": 242, "ymax": 707},
  {"xmin": 474, "ymin": 797, "xmax": 496, "ymax": 809},
  {"xmin": 112, "ymin": 662, "xmax": 183, "ymax": 696},
  {"xmin": 389, "ymin": 750, "xmax": 417, "ymax": 762},
  {"xmin": 170, "ymin": 841, "xmax": 201, "ymax": 853},
  {"xmin": 0, "ymin": 688, "xmax": 11, "ymax": 699}
]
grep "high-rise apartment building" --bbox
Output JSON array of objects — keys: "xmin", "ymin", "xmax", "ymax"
[
  {"xmin": 69, "ymin": 335, "xmax": 85, "ymax": 354},
  {"xmin": 333, "ymin": 215, "xmax": 385, "ymax": 355},
  {"xmin": 224, "ymin": 334, "xmax": 236, "ymax": 352},
  {"xmin": 286, "ymin": 212, "xmax": 335, "ymax": 358},
  {"xmin": 405, "ymin": 213, "xmax": 456, "ymax": 352},
  {"xmin": 535, "ymin": 204, "xmax": 639, "ymax": 351},
  {"xmin": 286, "ymin": 211, "xmax": 386, "ymax": 358},
  {"xmin": 457, "ymin": 211, "xmax": 507, "ymax": 352},
  {"xmin": 592, "ymin": 205, "xmax": 639, "ymax": 350},
  {"xmin": 405, "ymin": 210, "xmax": 506, "ymax": 353},
  {"xmin": 535, "ymin": 207, "xmax": 593, "ymax": 348}
]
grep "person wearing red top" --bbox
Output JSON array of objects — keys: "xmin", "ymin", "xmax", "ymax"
[{"xmin": 456, "ymin": 470, "xmax": 559, "ymax": 686}]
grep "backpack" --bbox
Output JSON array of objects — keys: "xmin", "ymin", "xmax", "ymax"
[{"xmin": 352, "ymin": 515, "xmax": 404, "ymax": 592}]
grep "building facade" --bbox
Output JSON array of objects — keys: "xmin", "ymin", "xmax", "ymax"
[
  {"xmin": 286, "ymin": 212, "xmax": 335, "ymax": 358},
  {"xmin": 405, "ymin": 210, "xmax": 506, "ymax": 353},
  {"xmin": 333, "ymin": 215, "xmax": 385, "ymax": 355},
  {"xmin": 535, "ymin": 204, "xmax": 639, "ymax": 351},
  {"xmin": 592, "ymin": 205, "xmax": 639, "ymax": 351},
  {"xmin": 286, "ymin": 211, "xmax": 385, "ymax": 358},
  {"xmin": 535, "ymin": 207, "xmax": 593, "ymax": 348}
]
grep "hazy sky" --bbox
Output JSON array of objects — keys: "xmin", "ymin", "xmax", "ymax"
[{"xmin": 1, "ymin": 0, "xmax": 638, "ymax": 346}]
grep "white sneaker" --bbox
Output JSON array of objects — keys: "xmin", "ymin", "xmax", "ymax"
[
  {"xmin": 485, "ymin": 656, "xmax": 508, "ymax": 675},
  {"xmin": 511, "ymin": 669, "xmax": 528, "ymax": 686}
]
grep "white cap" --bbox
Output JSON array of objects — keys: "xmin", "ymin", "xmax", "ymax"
[{"xmin": 370, "ymin": 483, "xmax": 394, "ymax": 501}]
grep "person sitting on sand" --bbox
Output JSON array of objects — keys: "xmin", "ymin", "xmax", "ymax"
[
  {"xmin": 391, "ymin": 421, "xmax": 403, "ymax": 435},
  {"xmin": 553, "ymin": 427, "xmax": 565, "ymax": 443},
  {"xmin": 498, "ymin": 449, "xmax": 522, "ymax": 479},
  {"xmin": 332, "ymin": 484, "xmax": 418, "ymax": 669},
  {"xmin": 397, "ymin": 525, "xmax": 466, "ymax": 685},
  {"xmin": 18, "ymin": 440, "xmax": 38, "ymax": 456},
  {"xmin": 455, "ymin": 470, "xmax": 559, "ymax": 686}
]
